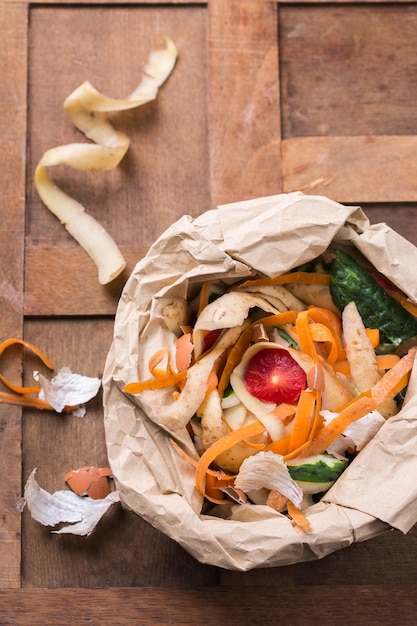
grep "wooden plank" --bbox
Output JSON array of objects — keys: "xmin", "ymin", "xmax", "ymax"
[
  {"xmin": 208, "ymin": 1, "xmax": 282, "ymax": 207},
  {"xmin": 1, "ymin": 585, "xmax": 417, "ymax": 625},
  {"xmin": 0, "ymin": 1, "xmax": 28, "ymax": 588},
  {"xmin": 279, "ymin": 3, "xmax": 417, "ymax": 139},
  {"xmin": 24, "ymin": 245, "xmax": 148, "ymax": 316},
  {"xmin": 21, "ymin": 317, "xmax": 218, "ymax": 588},
  {"xmin": 25, "ymin": 4, "xmax": 209, "ymax": 316},
  {"xmin": 282, "ymin": 136, "xmax": 417, "ymax": 202}
]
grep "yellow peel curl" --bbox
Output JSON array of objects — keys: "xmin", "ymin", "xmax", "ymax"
[{"xmin": 34, "ymin": 36, "xmax": 178, "ymax": 285}]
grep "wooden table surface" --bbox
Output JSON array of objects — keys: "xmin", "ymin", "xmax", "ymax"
[{"xmin": 2, "ymin": 1, "xmax": 417, "ymax": 623}]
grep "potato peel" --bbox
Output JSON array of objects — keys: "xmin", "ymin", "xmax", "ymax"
[{"xmin": 34, "ymin": 35, "xmax": 178, "ymax": 285}]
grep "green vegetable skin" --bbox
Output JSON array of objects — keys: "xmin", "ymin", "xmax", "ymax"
[
  {"xmin": 287, "ymin": 454, "xmax": 347, "ymax": 494},
  {"xmin": 287, "ymin": 454, "xmax": 347, "ymax": 483},
  {"xmin": 329, "ymin": 249, "xmax": 417, "ymax": 353}
]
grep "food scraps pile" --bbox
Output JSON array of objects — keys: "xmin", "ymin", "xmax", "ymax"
[{"xmin": 124, "ymin": 248, "xmax": 417, "ymax": 532}]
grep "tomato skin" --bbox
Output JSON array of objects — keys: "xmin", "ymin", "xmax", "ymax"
[
  {"xmin": 244, "ymin": 347, "xmax": 306, "ymax": 404},
  {"xmin": 203, "ymin": 328, "xmax": 223, "ymax": 351}
]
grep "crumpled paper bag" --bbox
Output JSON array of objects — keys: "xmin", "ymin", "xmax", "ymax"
[{"xmin": 103, "ymin": 191, "xmax": 417, "ymax": 571}]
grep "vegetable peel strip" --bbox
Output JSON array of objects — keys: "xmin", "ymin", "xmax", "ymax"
[
  {"xmin": 0, "ymin": 391, "xmax": 76, "ymax": 412},
  {"xmin": 287, "ymin": 500, "xmax": 311, "ymax": 532},
  {"xmin": 195, "ymin": 420, "xmax": 266, "ymax": 498},
  {"xmin": 296, "ymin": 348, "xmax": 416, "ymax": 458},
  {"xmin": 240, "ymin": 272, "xmax": 330, "ymax": 288},
  {"xmin": 34, "ymin": 36, "xmax": 177, "ymax": 285},
  {"xmin": 0, "ymin": 338, "xmax": 54, "ymax": 396},
  {"xmin": 124, "ymin": 370, "xmax": 186, "ymax": 394}
]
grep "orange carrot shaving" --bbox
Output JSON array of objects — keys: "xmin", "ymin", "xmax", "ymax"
[
  {"xmin": 332, "ymin": 360, "xmax": 351, "ymax": 376},
  {"xmin": 309, "ymin": 323, "xmax": 339, "ymax": 363},
  {"xmin": 0, "ymin": 378, "xmax": 41, "ymax": 395},
  {"xmin": 366, "ymin": 328, "xmax": 380, "ymax": 348},
  {"xmin": 308, "ymin": 305, "xmax": 342, "ymax": 334},
  {"xmin": 295, "ymin": 311, "xmax": 319, "ymax": 363},
  {"xmin": 283, "ymin": 389, "xmax": 323, "ymax": 461},
  {"xmin": 371, "ymin": 347, "xmax": 416, "ymax": 404},
  {"xmin": 287, "ymin": 389, "xmax": 316, "ymax": 452},
  {"xmin": 332, "ymin": 353, "xmax": 400, "ymax": 377},
  {"xmin": 205, "ymin": 370, "xmax": 219, "ymax": 396},
  {"xmin": 0, "ymin": 391, "xmax": 76, "ymax": 412},
  {"xmin": 0, "ymin": 338, "xmax": 54, "ymax": 395},
  {"xmin": 302, "ymin": 307, "xmax": 345, "ymax": 363},
  {"xmin": 387, "ymin": 290, "xmax": 417, "ymax": 319},
  {"xmin": 195, "ymin": 419, "xmax": 266, "ymax": 498},
  {"xmin": 148, "ymin": 348, "xmax": 175, "ymax": 378},
  {"xmin": 273, "ymin": 403, "xmax": 297, "ymax": 425},
  {"xmin": 124, "ymin": 371, "xmax": 187, "ymax": 394},
  {"xmin": 240, "ymin": 271, "xmax": 330, "ymax": 288},
  {"xmin": 169, "ymin": 438, "xmax": 236, "ymax": 479},
  {"xmin": 205, "ymin": 474, "xmax": 236, "ymax": 500},
  {"xmin": 287, "ymin": 500, "xmax": 311, "ymax": 532},
  {"xmin": 376, "ymin": 354, "xmax": 400, "ymax": 370},
  {"xmin": 264, "ymin": 433, "xmax": 292, "ymax": 456},
  {"xmin": 297, "ymin": 395, "xmax": 378, "ymax": 459}
]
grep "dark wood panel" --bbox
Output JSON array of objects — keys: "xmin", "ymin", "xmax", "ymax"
[
  {"xmin": 0, "ymin": 1, "xmax": 28, "ymax": 589},
  {"xmin": 21, "ymin": 317, "xmax": 218, "ymax": 587},
  {"xmin": 2, "ymin": 585, "xmax": 417, "ymax": 625},
  {"xmin": 279, "ymin": 3, "xmax": 417, "ymax": 138}
]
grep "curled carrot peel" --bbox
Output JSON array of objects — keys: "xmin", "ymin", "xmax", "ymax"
[
  {"xmin": 287, "ymin": 389, "xmax": 316, "ymax": 452},
  {"xmin": 0, "ymin": 391, "xmax": 76, "ymax": 412},
  {"xmin": 148, "ymin": 348, "xmax": 175, "ymax": 378},
  {"xmin": 124, "ymin": 370, "xmax": 187, "ymax": 394},
  {"xmin": 295, "ymin": 348, "xmax": 416, "ymax": 459},
  {"xmin": 194, "ymin": 419, "xmax": 266, "ymax": 499},
  {"xmin": 296, "ymin": 308, "xmax": 345, "ymax": 364},
  {"xmin": 287, "ymin": 500, "xmax": 311, "ymax": 532},
  {"xmin": 0, "ymin": 338, "xmax": 54, "ymax": 394},
  {"xmin": 240, "ymin": 272, "xmax": 330, "ymax": 288}
]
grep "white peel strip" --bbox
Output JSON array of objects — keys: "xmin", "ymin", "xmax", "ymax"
[
  {"xmin": 23, "ymin": 469, "xmax": 120, "ymax": 536},
  {"xmin": 34, "ymin": 36, "xmax": 178, "ymax": 285}
]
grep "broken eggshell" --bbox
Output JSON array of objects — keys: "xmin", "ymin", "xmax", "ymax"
[
  {"xmin": 65, "ymin": 466, "xmax": 113, "ymax": 499},
  {"xmin": 21, "ymin": 469, "xmax": 120, "ymax": 536}
]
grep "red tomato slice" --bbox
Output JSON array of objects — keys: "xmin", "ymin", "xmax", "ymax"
[
  {"xmin": 203, "ymin": 328, "xmax": 223, "ymax": 352},
  {"xmin": 244, "ymin": 348, "xmax": 306, "ymax": 404}
]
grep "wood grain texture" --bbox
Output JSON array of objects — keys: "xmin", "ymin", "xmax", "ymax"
[
  {"xmin": 282, "ymin": 136, "xmax": 417, "ymax": 202},
  {"xmin": 20, "ymin": 318, "xmax": 217, "ymax": 588},
  {"xmin": 25, "ymin": 4, "xmax": 210, "ymax": 316},
  {"xmin": 1, "ymin": 0, "xmax": 417, "ymax": 615},
  {"xmin": 279, "ymin": 3, "xmax": 417, "ymax": 138},
  {"xmin": 0, "ymin": 1, "xmax": 28, "ymax": 589},
  {"xmin": 1, "ymin": 585, "xmax": 417, "ymax": 625},
  {"xmin": 208, "ymin": 1, "xmax": 282, "ymax": 207},
  {"xmin": 24, "ymin": 245, "xmax": 149, "ymax": 316}
]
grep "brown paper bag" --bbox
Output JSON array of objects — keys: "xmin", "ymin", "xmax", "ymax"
[{"xmin": 103, "ymin": 192, "xmax": 417, "ymax": 570}]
